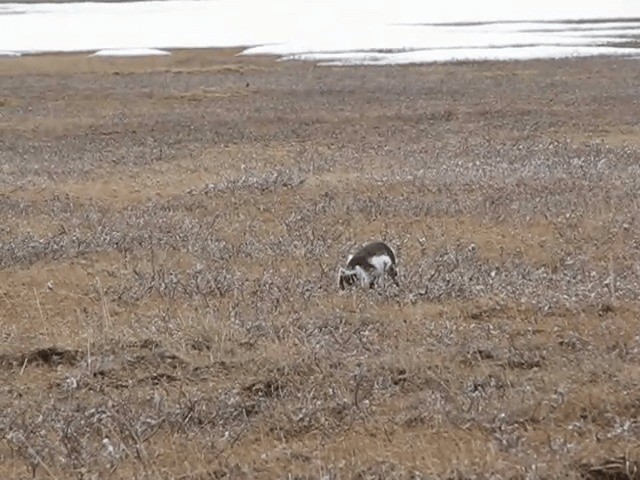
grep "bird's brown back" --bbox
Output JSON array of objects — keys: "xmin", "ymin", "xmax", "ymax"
[{"xmin": 346, "ymin": 241, "xmax": 396, "ymax": 269}]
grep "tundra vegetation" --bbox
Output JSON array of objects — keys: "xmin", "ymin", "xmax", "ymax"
[{"xmin": 1, "ymin": 50, "xmax": 640, "ymax": 479}]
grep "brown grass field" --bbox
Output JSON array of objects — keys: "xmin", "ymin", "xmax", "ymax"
[{"xmin": 2, "ymin": 48, "xmax": 640, "ymax": 479}]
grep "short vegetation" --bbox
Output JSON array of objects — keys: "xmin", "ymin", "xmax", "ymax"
[{"xmin": 1, "ymin": 51, "xmax": 640, "ymax": 479}]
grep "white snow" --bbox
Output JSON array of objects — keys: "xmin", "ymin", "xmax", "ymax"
[
  {"xmin": 90, "ymin": 48, "xmax": 171, "ymax": 57},
  {"xmin": 285, "ymin": 46, "xmax": 640, "ymax": 66},
  {"xmin": 0, "ymin": 0, "xmax": 639, "ymax": 64},
  {"xmin": 0, "ymin": 51, "xmax": 21, "ymax": 57}
]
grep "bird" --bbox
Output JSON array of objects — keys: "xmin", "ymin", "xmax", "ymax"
[{"xmin": 338, "ymin": 241, "xmax": 399, "ymax": 290}]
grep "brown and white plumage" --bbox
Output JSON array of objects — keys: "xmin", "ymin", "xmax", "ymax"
[{"xmin": 338, "ymin": 241, "xmax": 399, "ymax": 290}]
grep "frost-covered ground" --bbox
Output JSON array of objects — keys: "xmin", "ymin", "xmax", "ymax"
[{"xmin": 1, "ymin": 0, "xmax": 640, "ymax": 63}]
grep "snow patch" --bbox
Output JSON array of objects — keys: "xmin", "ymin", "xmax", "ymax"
[
  {"xmin": 1, "ymin": 0, "xmax": 640, "ymax": 65},
  {"xmin": 90, "ymin": 48, "xmax": 171, "ymax": 57},
  {"xmin": 287, "ymin": 45, "xmax": 640, "ymax": 66}
]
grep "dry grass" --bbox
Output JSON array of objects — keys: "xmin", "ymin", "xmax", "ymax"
[{"xmin": 2, "ymin": 48, "xmax": 640, "ymax": 479}]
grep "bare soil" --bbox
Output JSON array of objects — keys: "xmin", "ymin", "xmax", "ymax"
[{"xmin": 2, "ymin": 49, "xmax": 640, "ymax": 479}]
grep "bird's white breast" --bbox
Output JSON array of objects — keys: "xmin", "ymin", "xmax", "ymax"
[{"xmin": 368, "ymin": 254, "xmax": 392, "ymax": 274}]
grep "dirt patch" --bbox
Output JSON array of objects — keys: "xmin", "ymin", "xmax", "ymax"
[{"xmin": 0, "ymin": 346, "xmax": 81, "ymax": 369}]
